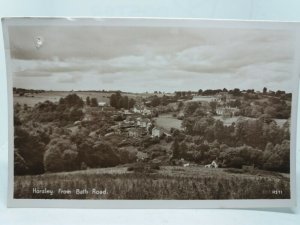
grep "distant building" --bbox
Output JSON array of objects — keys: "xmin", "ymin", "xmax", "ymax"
[
  {"xmin": 133, "ymin": 105, "xmax": 152, "ymax": 116},
  {"xmin": 98, "ymin": 102, "xmax": 107, "ymax": 107},
  {"xmin": 215, "ymin": 92, "xmax": 233, "ymax": 103},
  {"xmin": 123, "ymin": 109, "xmax": 133, "ymax": 115},
  {"xmin": 189, "ymin": 96, "xmax": 218, "ymax": 103},
  {"xmin": 151, "ymin": 127, "xmax": 163, "ymax": 138},
  {"xmin": 142, "ymin": 108, "xmax": 152, "ymax": 116},
  {"xmin": 137, "ymin": 118, "xmax": 150, "ymax": 128},
  {"xmin": 133, "ymin": 106, "xmax": 143, "ymax": 114},
  {"xmin": 128, "ymin": 127, "xmax": 146, "ymax": 138},
  {"xmin": 216, "ymin": 107, "xmax": 239, "ymax": 117}
]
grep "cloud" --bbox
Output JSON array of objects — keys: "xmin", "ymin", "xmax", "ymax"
[{"xmin": 9, "ymin": 25, "xmax": 295, "ymax": 92}]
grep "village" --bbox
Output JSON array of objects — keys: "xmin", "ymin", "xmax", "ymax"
[
  {"xmin": 13, "ymin": 86, "xmax": 291, "ymax": 175},
  {"xmin": 77, "ymin": 91, "xmax": 242, "ymax": 142}
]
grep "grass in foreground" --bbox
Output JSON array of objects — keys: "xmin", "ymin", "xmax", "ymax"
[{"xmin": 14, "ymin": 166, "xmax": 290, "ymax": 200}]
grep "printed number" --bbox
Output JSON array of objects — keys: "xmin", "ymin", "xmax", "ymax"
[{"xmin": 272, "ymin": 190, "xmax": 283, "ymax": 195}]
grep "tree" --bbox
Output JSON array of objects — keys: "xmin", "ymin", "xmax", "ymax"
[
  {"xmin": 44, "ymin": 137, "xmax": 79, "ymax": 172},
  {"xmin": 110, "ymin": 94, "xmax": 117, "ymax": 107},
  {"xmin": 122, "ymin": 96, "xmax": 129, "ymax": 109},
  {"xmin": 263, "ymin": 87, "xmax": 267, "ymax": 94},
  {"xmin": 14, "ymin": 151, "xmax": 29, "ymax": 175},
  {"xmin": 184, "ymin": 102, "xmax": 199, "ymax": 115},
  {"xmin": 231, "ymin": 88, "xmax": 241, "ymax": 96},
  {"xmin": 214, "ymin": 120, "xmax": 225, "ymax": 142},
  {"xmin": 86, "ymin": 96, "xmax": 90, "ymax": 106},
  {"xmin": 61, "ymin": 94, "xmax": 84, "ymax": 107},
  {"xmin": 209, "ymin": 101, "xmax": 217, "ymax": 114},
  {"xmin": 128, "ymin": 99, "xmax": 135, "ymax": 109},
  {"xmin": 80, "ymin": 140, "xmax": 120, "ymax": 168},
  {"xmin": 175, "ymin": 91, "xmax": 182, "ymax": 98},
  {"xmin": 14, "ymin": 127, "xmax": 46, "ymax": 174},
  {"xmin": 110, "ymin": 92, "xmax": 135, "ymax": 109},
  {"xmin": 90, "ymin": 98, "xmax": 98, "ymax": 107},
  {"xmin": 151, "ymin": 96, "xmax": 161, "ymax": 107},
  {"xmin": 171, "ymin": 138, "xmax": 180, "ymax": 159}
]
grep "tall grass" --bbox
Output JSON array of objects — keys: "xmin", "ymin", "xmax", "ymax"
[{"xmin": 14, "ymin": 170, "xmax": 290, "ymax": 200}]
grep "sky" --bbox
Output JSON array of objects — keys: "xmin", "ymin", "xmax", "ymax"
[{"xmin": 7, "ymin": 24, "xmax": 295, "ymax": 92}]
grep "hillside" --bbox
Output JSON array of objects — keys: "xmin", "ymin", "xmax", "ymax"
[{"xmin": 14, "ymin": 165, "xmax": 290, "ymax": 200}]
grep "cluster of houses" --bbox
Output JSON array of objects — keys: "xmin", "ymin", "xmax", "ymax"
[
  {"xmin": 189, "ymin": 92, "xmax": 240, "ymax": 117},
  {"xmin": 216, "ymin": 106, "xmax": 239, "ymax": 117},
  {"xmin": 116, "ymin": 104, "xmax": 165, "ymax": 138},
  {"xmin": 119, "ymin": 116, "xmax": 164, "ymax": 138}
]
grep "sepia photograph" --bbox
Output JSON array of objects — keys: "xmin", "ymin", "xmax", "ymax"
[{"xmin": 2, "ymin": 18, "xmax": 298, "ymax": 207}]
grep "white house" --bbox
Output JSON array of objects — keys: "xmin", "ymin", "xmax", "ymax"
[
  {"xmin": 151, "ymin": 127, "xmax": 163, "ymax": 138},
  {"xmin": 133, "ymin": 106, "xmax": 143, "ymax": 114},
  {"xmin": 98, "ymin": 102, "xmax": 107, "ymax": 107},
  {"xmin": 133, "ymin": 105, "xmax": 152, "ymax": 116},
  {"xmin": 142, "ymin": 108, "xmax": 152, "ymax": 116},
  {"xmin": 128, "ymin": 127, "xmax": 145, "ymax": 138},
  {"xmin": 216, "ymin": 106, "xmax": 239, "ymax": 116}
]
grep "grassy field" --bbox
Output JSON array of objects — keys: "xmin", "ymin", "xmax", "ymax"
[
  {"xmin": 153, "ymin": 113, "xmax": 183, "ymax": 132},
  {"xmin": 14, "ymin": 91, "xmax": 112, "ymax": 107},
  {"xmin": 13, "ymin": 91, "xmax": 174, "ymax": 107},
  {"xmin": 14, "ymin": 166, "xmax": 290, "ymax": 200},
  {"xmin": 213, "ymin": 116, "xmax": 288, "ymax": 127}
]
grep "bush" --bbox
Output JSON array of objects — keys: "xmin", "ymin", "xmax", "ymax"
[
  {"xmin": 14, "ymin": 151, "xmax": 29, "ymax": 175},
  {"xmin": 118, "ymin": 147, "xmax": 138, "ymax": 164},
  {"xmin": 44, "ymin": 137, "xmax": 79, "ymax": 172},
  {"xmin": 14, "ymin": 127, "xmax": 46, "ymax": 175},
  {"xmin": 80, "ymin": 140, "xmax": 120, "ymax": 168}
]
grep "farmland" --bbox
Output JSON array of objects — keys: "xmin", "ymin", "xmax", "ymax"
[
  {"xmin": 13, "ymin": 91, "xmax": 172, "ymax": 107},
  {"xmin": 14, "ymin": 165, "xmax": 290, "ymax": 200},
  {"xmin": 153, "ymin": 113, "xmax": 183, "ymax": 132}
]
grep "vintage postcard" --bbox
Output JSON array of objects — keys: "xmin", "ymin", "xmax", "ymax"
[{"xmin": 2, "ymin": 18, "xmax": 299, "ymax": 208}]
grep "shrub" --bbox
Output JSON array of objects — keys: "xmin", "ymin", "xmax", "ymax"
[
  {"xmin": 80, "ymin": 140, "xmax": 120, "ymax": 168},
  {"xmin": 118, "ymin": 147, "xmax": 138, "ymax": 164},
  {"xmin": 44, "ymin": 137, "xmax": 79, "ymax": 172},
  {"xmin": 14, "ymin": 127, "xmax": 46, "ymax": 174},
  {"xmin": 14, "ymin": 151, "xmax": 28, "ymax": 175}
]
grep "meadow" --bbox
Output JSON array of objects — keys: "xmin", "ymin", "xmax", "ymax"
[
  {"xmin": 14, "ymin": 166, "xmax": 290, "ymax": 200},
  {"xmin": 13, "ymin": 91, "xmax": 173, "ymax": 107},
  {"xmin": 153, "ymin": 113, "xmax": 183, "ymax": 132}
]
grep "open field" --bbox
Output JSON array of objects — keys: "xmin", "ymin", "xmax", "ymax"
[
  {"xmin": 13, "ymin": 91, "xmax": 174, "ymax": 107},
  {"xmin": 14, "ymin": 91, "xmax": 111, "ymax": 107},
  {"xmin": 213, "ymin": 116, "xmax": 288, "ymax": 127},
  {"xmin": 14, "ymin": 166, "xmax": 290, "ymax": 200},
  {"xmin": 153, "ymin": 113, "xmax": 183, "ymax": 132}
]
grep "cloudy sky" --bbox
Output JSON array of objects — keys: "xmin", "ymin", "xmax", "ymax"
[{"xmin": 8, "ymin": 25, "xmax": 295, "ymax": 92}]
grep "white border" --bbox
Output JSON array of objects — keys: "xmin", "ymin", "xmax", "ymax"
[{"xmin": 2, "ymin": 17, "xmax": 299, "ymax": 209}]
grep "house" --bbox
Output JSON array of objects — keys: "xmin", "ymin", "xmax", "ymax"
[
  {"xmin": 151, "ymin": 127, "xmax": 163, "ymax": 138},
  {"xmin": 215, "ymin": 92, "xmax": 232, "ymax": 102},
  {"xmin": 123, "ymin": 109, "xmax": 133, "ymax": 115},
  {"xmin": 142, "ymin": 108, "xmax": 152, "ymax": 116},
  {"xmin": 216, "ymin": 106, "xmax": 239, "ymax": 117},
  {"xmin": 98, "ymin": 102, "xmax": 107, "ymax": 107},
  {"xmin": 133, "ymin": 106, "xmax": 143, "ymax": 114},
  {"xmin": 128, "ymin": 127, "xmax": 146, "ymax": 138},
  {"xmin": 136, "ymin": 117, "xmax": 150, "ymax": 128},
  {"xmin": 205, "ymin": 160, "xmax": 218, "ymax": 168},
  {"xmin": 119, "ymin": 117, "xmax": 135, "ymax": 129},
  {"xmin": 133, "ymin": 105, "xmax": 152, "ymax": 116}
]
